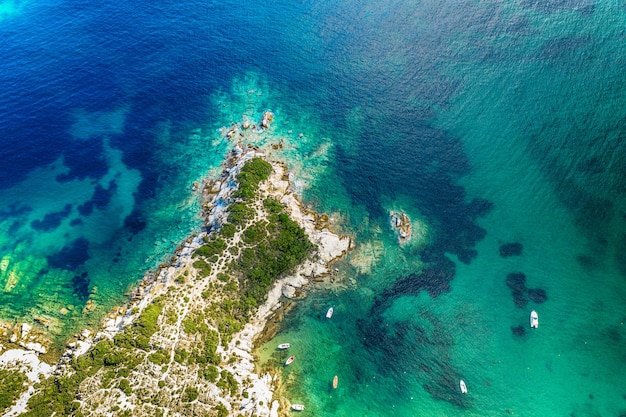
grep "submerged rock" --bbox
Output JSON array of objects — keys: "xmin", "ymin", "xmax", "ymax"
[
  {"xmin": 226, "ymin": 125, "xmax": 238, "ymax": 139},
  {"xmin": 499, "ymin": 242, "xmax": 523, "ymax": 257},
  {"xmin": 505, "ymin": 272, "xmax": 526, "ymax": 292},
  {"xmin": 506, "ymin": 273, "xmax": 528, "ymax": 308},
  {"xmin": 261, "ymin": 111, "xmax": 274, "ymax": 129},
  {"xmin": 511, "ymin": 324, "xmax": 526, "ymax": 337},
  {"xmin": 527, "ymin": 288, "xmax": 548, "ymax": 303}
]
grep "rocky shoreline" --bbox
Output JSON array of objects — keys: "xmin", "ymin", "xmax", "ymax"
[{"xmin": 0, "ymin": 120, "xmax": 351, "ymax": 416}]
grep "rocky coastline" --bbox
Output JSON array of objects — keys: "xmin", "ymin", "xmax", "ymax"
[{"xmin": 0, "ymin": 115, "xmax": 351, "ymax": 416}]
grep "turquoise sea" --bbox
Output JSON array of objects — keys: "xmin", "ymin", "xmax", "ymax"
[{"xmin": 1, "ymin": 0, "xmax": 625, "ymax": 415}]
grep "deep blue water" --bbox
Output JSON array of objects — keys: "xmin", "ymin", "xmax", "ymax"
[{"xmin": 1, "ymin": 0, "xmax": 626, "ymax": 415}]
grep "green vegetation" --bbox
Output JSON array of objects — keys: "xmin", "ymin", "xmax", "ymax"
[
  {"xmin": 0, "ymin": 369, "xmax": 27, "ymax": 414},
  {"xmin": 25, "ymin": 340, "xmax": 112, "ymax": 416},
  {"xmin": 112, "ymin": 300, "xmax": 164, "ymax": 351},
  {"xmin": 118, "ymin": 378, "xmax": 132, "ymax": 396},
  {"xmin": 174, "ymin": 349, "xmax": 188, "ymax": 364},
  {"xmin": 228, "ymin": 202, "xmax": 255, "ymax": 226},
  {"xmin": 195, "ymin": 238, "xmax": 227, "ymax": 258},
  {"xmin": 148, "ymin": 350, "xmax": 169, "ymax": 366},
  {"xmin": 201, "ymin": 365, "xmax": 219, "ymax": 382},
  {"xmin": 182, "ymin": 386, "xmax": 199, "ymax": 403},
  {"xmin": 233, "ymin": 157, "xmax": 272, "ymax": 200},
  {"xmin": 192, "ymin": 259, "xmax": 212, "ymax": 278},
  {"xmin": 214, "ymin": 404, "xmax": 228, "ymax": 417},
  {"xmin": 135, "ymin": 301, "xmax": 164, "ymax": 342},
  {"xmin": 242, "ymin": 222, "xmax": 267, "ymax": 245},
  {"xmin": 196, "ymin": 158, "xmax": 316, "ymax": 348},
  {"xmin": 216, "ymin": 370, "xmax": 238, "ymax": 396},
  {"xmin": 219, "ymin": 223, "xmax": 237, "ymax": 239},
  {"xmin": 263, "ymin": 197, "xmax": 283, "ymax": 214},
  {"xmin": 236, "ymin": 212, "xmax": 314, "ymax": 311},
  {"xmin": 24, "ymin": 302, "xmax": 157, "ymax": 415},
  {"xmin": 165, "ymin": 307, "xmax": 178, "ymax": 325}
]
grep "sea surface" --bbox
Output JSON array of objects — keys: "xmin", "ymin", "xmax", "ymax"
[{"xmin": 1, "ymin": 0, "xmax": 626, "ymax": 415}]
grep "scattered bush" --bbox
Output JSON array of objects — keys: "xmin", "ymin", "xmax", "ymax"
[
  {"xmin": 217, "ymin": 370, "xmax": 238, "ymax": 396},
  {"xmin": 119, "ymin": 379, "xmax": 132, "ymax": 396},
  {"xmin": 182, "ymin": 386, "xmax": 199, "ymax": 403},
  {"xmin": 195, "ymin": 238, "xmax": 227, "ymax": 258},
  {"xmin": 220, "ymin": 223, "xmax": 237, "ymax": 239},
  {"xmin": 148, "ymin": 350, "xmax": 169, "ymax": 366},
  {"xmin": 202, "ymin": 365, "xmax": 219, "ymax": 382},
  {"xmin": 214, "ymin": 403, "xmax": 229, "ymax": 417},
  {"xmin": 228, "ymin": 202, "xmax": 255, "ymax": 226},
  {"xmin": 0, "ymin": 370, "xmax": 28, "ymax": 414},
  {"xmin": 174, "ymin": 349, "xmax": 188, "ymax": 364},
  {"xmin": 193, "ymin": 259, "xmax": 212, "ymax": 277},
  {"xmin": 233, "ymin": 157, "xmax": 272, "ymax": 200}
]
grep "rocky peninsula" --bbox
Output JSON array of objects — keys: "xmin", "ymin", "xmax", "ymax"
[{"xmin": 0, "ymin": 117, "xmax": 351, "ymax": 416}]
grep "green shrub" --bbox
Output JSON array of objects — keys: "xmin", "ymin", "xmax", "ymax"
[
  {"xmin": 202, "ymin": 365, "xmax": 219, "ymax": 382},
  {"xmin": 219, "ymin": 223, "xmax": 237, "ymax": 239},
  {"xmin": 174, "ymin": 349, "xmax": 188, "ymax": 364},
  {"xmin": 148, "ymin": 351, "xmax": 169, "ymax": 366},
  {"xmin": 0, "ymin": 370, "xmax": 28, "ymax": 414},
  {"xmin": 192, "ymin": 259, "xmax": 212, "ymax": 277},
  {"xmin": 118, "ymin": 379, "xmax": 132, "ymax": 396},
  {"xmin": 194, "ymin": 238, "xmax": 227, "ymax": 258},
  {"xmin": 233, "ymin": 157, "xmax": 272, "ymax": 200},
  {"xmin": 165, "ymin": 308, "xmax": 178, "ymax": 325},
  {"xmin": 242, "ymin": 223, "xmax": 267, "ymax": 245},
  {"xmin": 228, "ymin": 202, "xmax": 255, "ymax": 226},
  {"xmin": 134, "ymin": 334, "xmax": 150, "ymax": 351},
  {"xmin": 263, "ymin": 197, "xmax": 283, "ymax": 214},
  {"xmin": 103, "ymin": 352, "xmax": 125, "ymax": 367},
  {"xmin": 214, "ymin": 404, "xmax": 228, "ymax": 417},
  {"xmin": 217, "ymin": 370, "xmax": 238, "ymax": 396},
  {"xmin": 134, "ymin": 302, "xmax": 164, "ymax": 341},
  {"xmin": 182, "ymin": 386, "xmax": 199, "ymax": 403}
]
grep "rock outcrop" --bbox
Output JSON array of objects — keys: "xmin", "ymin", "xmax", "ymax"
[{"xmin": 390, "ymin": 210, "xmax": 412, "ymax": 243}]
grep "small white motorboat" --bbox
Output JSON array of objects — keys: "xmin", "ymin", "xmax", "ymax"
[
  {"xmin": 333, "ymin": 375, "xmax": 338, "ymax": 389},
  {"xmin": 460, "ymin": 379, "xmax": 468, "ymax": 394},
  {"xmin": 291, "ymin": 404, "xmax": 305, "ymax": 411},
  {"xmin": 326, "ymin": 307, "xmax": 334, "ymax": 319},
  {"xmin": 285, "ymin": 356, "xmax": 295, "ymax": 366},
  {"xmin": 530, "ymin": 310, "xmax": 539, "ymax": 328},
  {"xmin": 277, "ymin": 343, "xmax": 290, "ymax": 350}
]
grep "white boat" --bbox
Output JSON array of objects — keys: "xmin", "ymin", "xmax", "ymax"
[
  {"xmin": 326, "ymin": 307, "xmax": 334, "ymax": 319},
  {"xmin": 291, "ymin": 404, "xmax": 305, "ymax": 411},
  {"xmin": 285, "ymin": 355, "xmax": 295, "ymax": 366},
  {"xmin": 460, "ymin": 379, "xmax": 468, "ymax": 394},
  {"xmin": 530, "ymin": 310, "xmax": 539, "ymax": 328},
  {"xmin": 277, "ymin": 343, "xmax": 290, "ymax": 350}
]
